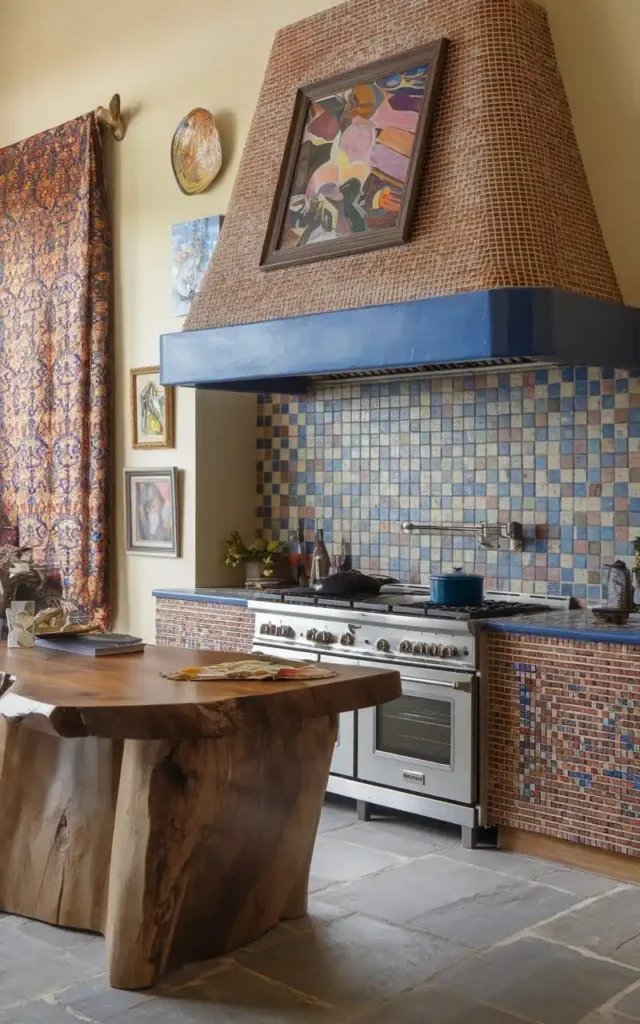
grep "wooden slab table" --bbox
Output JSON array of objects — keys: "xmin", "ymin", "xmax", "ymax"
[{"xmin": 0, "ymin": 646, "xmax": 400, "ymax": 989}]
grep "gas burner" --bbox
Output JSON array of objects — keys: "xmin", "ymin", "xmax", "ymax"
[{"xmin": 422, "ymin": 600, "xmax": 552, "ymax": 621}]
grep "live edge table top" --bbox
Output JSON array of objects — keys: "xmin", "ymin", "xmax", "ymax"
[{"xmin": 0, "ymin": 646, "xmax": 402, "ymax": 740}]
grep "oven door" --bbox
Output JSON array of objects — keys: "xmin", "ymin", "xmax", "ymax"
[
  {"xmin": 357, "ymin": 664, "xmax": 476, "ymax": 805},
  {"xmin": 318, "ymin": 654, "xmax": 359, "ymax": 778}
]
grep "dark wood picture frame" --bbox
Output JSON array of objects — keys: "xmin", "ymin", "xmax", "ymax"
[{"xmin": 260, "ymin": 38, "xmax": 449, "ymax": 271}]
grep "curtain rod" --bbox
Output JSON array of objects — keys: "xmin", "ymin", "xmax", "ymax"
[{"xmin": 95, "ymin": 94, "xmax": 125, "ymax": 141}]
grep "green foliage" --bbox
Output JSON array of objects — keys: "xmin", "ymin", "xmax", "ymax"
[{"xmin": 223, "ymin": 531, "xmax": 287, "ymax": 577}]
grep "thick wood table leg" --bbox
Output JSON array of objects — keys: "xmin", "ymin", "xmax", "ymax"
[
  {"xmin": 106, "ymin": 713, "xmax": 337, "ymax": 990},
  {"xmin": 0, "ymin": 720, "xmax": 121, "ymax": 932}
]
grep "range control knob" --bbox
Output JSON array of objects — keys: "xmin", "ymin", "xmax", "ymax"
[
  {"xmin": 441, "ymin": 645, "xmax": 457, "ymax": 658},
  {"xmin": 261, "ymin": 623, "xmax": 277, "ymax": 635},
  {"xmin": 376, "ymin": 638, "xmax": 391, "ymax": 652},
  {"xmin": 260, "ymin": 623, "xmax": 269, "ymax": 635},
  {"xmin": 412, "ymin": 642, "xmax": 425, "ymax": 655},
  {"xmin": 315, "ymin": 630, "xmax": 335, "ymax": 645},
  {"xmin": 427, "ymin": 643, "xmax": 440, "ymax": 657},
  {"xmin": 340, "ymin": 632, "xmax": 355, "ymax": 646},
  {"xmin": 399, "ymin": 639, "xmax": 412, "ymax": 653},
  {"xmin": 306, "ymin": 628, "xmax": 318, "ymax": 642},
  {"xmin": 276, "ymin": 625, "xmax": 294, "ymax": 639}
]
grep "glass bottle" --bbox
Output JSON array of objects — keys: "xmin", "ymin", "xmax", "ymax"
[{"xmin": 310, "ymin": 528, "xmax": 331, "ymax": 585}]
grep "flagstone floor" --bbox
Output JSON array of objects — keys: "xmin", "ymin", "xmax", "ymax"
[{"xmin": 2, "ymin": 797, "xmax": 639, "ymax": 1024}]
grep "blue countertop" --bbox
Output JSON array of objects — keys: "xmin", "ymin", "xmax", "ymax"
[
  {"xmin": 152, "ymin": 588, "xmax": 250, "ymax": 607},
  {"xmin": 485, "ymin": 609, "xmax": 640, "ymax": 646}
]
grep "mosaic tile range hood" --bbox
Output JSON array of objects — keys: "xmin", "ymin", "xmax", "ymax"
[{"xmin": 160, "ymin": 0, "xmax": 640, "ymax": 394}]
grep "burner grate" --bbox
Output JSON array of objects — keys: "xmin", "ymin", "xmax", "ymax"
[{"xmin": 423, "ymin": 601, "xmax": 550, "ymax": 620}]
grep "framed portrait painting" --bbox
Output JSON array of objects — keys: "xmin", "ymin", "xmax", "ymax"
[
  {"xmin": 124, "ymin": 468, "xmax": 180, "ymax": 558},
  {"xmin": 131, "ymin": 366, "xmax": 174, "ymax": 449},
  {"xmin": 260, "ymin": 38, "xmax": 448, "ymax": 270}
]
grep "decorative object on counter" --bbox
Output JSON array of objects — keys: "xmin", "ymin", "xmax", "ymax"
[
  {"xmin": 309, "ymin": 528, "xmax": 331, "ymax": 586},
  {"xmin": 430, "ymin": 568, "xmax": 484, "ymax": 607},
  {"xmin": 171, "ymin": 216, "xmax": 223, "ymax": 316},
  {"xmin": 0, "ymin": 548, "xmax": 64, "ymax": 621},
  {"xmin": 171, "ymin": 108, "xmax": 222, "ymax": 195},
  {"xmin": 95, "ymin": 93, "xmax": 126, "ymax": 141},
  {"xmin": 288, "ymin": 526, "xmax": 307, "ymax": 585},
  {"xmin": 35, "ymin": 632, "xmax": 144, "ymax": 657},
  {"xmin": 402, "ymin": 520, "xmax": 524, "ymax": 552},
  {"xmin": 593, "ymin": 560, "xmax": 634, "ymax": 624},
  {"xmin": 124, "ymin": 467, "xmax": 179, "ymax": 558},
  {"xmin": 130, "ymin": 366, "xmax": 174, "ymax": 449},
  {"xmin": 633, "ymin": 537, "xmax": 640, "ymax": 604},
  {"xmin": 33, "ymin": 605, "xmax": 92, "ymax": 635},
  {"xmin": 6, "ymin": 601, "xmax": 35, "ymax": 648},
  {"xmin": 223, "ymin": 532, "xmax": 287, "ymax": 583},
  {"xmin": 260, "ymin": 39, "xmax": 448, "ymax": 270},
  {"xmin": 331, "ymin": 537, "xmax": 352, "ymax": 574}
]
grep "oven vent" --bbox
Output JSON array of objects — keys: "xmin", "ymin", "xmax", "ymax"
[{"xmin": 311, "ymin": 356, "xmax": 540, "ymax": 383}]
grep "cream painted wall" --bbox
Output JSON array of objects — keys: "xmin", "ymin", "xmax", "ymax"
[
  {"xmin": 0, "ymin": 0, "xmax": 335, "ymax": 641},
  {"xmin": 539, "ymin": 0, "xmax": 640, "ymax": 306},
  {"xmin": 1, "ymin": 0, "xmax": 639, "ymax": 638}
]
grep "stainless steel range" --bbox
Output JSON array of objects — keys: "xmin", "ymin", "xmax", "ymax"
[{"xmin": 248, "ymin": 585, "xmax": 568, "ymax": 847}]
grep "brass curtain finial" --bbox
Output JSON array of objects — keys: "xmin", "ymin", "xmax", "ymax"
[{"xmin": 95, "ymin": 94, "xmax": 125, "ymax": 141}]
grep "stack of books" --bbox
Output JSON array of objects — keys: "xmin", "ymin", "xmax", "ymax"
[{"xmin": 35, "ymin": 632, "xmax": 144, "ymax": 657}]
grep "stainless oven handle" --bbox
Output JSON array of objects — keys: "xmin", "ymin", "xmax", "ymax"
[{"xmin": 399, "ymin": 674, "xmax": 474, "ymax": 692}]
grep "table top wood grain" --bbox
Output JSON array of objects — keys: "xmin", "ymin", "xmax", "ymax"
[{"xmin": 0, "ymin": 646, "xmax": 401, "ymax": 740}]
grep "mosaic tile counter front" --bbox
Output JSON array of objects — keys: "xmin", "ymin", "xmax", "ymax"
[
  {"xmin": 257, "ymin": 366, "xmax": 640, "ymax": 603},
  {"xmin": 486, "ymin": 631, "xmax": 640, "ymax": 856}
]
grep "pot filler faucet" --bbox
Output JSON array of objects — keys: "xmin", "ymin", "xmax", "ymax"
[{"xmin": 401, "ymin": 520, "xmax": 524, "ymax": 552}]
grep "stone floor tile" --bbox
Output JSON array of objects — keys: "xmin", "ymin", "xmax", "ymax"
[
  {"xmin": 407, "ymin": 879, "xmax": 579, "ymax": 950},
  {"xmin": 54, "ymin": 972, "xmax": 156, "ymax": 1022},
  {"xmin": 108, "ymin": 965, "xmax": 340, "ymax": 1023},
  {"xmin": 524, "ymin": 866, "xmax": 622, "ymax": 898},
  {"xmin": 0, "ymin": 928, "xmax": 101, "ymax": 1009},
  {"xmin": 17, "ymin": 918, "xmax": 107, "ymax": 967},
  {"xmin": 309, "ymin": 834, "xmax": 404, "ymax": 893},
  {"xmin": 440, "ymin": 846, "xmax": 620, "ymax": 896},
  {"xmin": 283, "ymin": 897, "xmax": 354, "ymax": 933},
  {"xmin": 0, "ymin": 1001, "xmax": 86, "ymax": 1023},
  {"xmin": 615, "ymin": 980, "xmax": 640, "ymax": 1018},
  {"xmin": 577, "ymin": 1013, "xmax": 637, "ymax": 1024},
  {"xmin": 327, "ymin": 818, "xmax": 453, "ymax": 858},
  {"xmin": 229, "ymin": 911, "xmax": 469, "ymax": 1012},
  {"xmin": 353, "ymin": 984, "xmax": 535, "ymax": 1023},
  {"xmin": 433, "ymin": 936, "xmax": 636, "ymax": 1024},
  {"xmin": 317, "ymin": 798, "xmax": 357, "ymax": 834},
  {"xmin": 321, "ymin": 854, "xmax": 510, "ymax": 925},
  {"xmin": 534, "ymin": 888, "xmax": 640, "ymax": 968}
]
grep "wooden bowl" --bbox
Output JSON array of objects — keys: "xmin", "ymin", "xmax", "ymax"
[{"xmin": 171, "ymin": 108, "xmax": 222, "ymax": 195}]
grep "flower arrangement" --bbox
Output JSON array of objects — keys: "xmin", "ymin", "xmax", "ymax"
[{"xmin": 223, "ymin": 532, "xmax": 287, "ymax": 578}]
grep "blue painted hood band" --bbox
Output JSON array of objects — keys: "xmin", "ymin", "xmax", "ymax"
[{"xmin": 160, "ymin": 287, "xmax": 640, "ymax": 393}]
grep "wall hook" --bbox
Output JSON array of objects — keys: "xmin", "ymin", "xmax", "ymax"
[{"xmin": 95, "ymin": 94, "xmax": 126, "ymax": 141}]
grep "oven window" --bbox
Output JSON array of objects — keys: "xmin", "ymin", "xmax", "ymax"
[{"xmin": 376, "ymin": 695, "xmax": 452, "ymax": 766}]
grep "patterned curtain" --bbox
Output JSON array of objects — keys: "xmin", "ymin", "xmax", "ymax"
[{"xmin": 0, "ymin": 114, "xmax": 112, "ymax": 624}]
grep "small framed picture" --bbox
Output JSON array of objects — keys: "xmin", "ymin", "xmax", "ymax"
[
  {"xmin": 130, "ymin": 366, "xmax": 174, "ymax": 449},
  {"xmin": 124, "ymin": 468, "xmax": 180, "ymax": 558}
]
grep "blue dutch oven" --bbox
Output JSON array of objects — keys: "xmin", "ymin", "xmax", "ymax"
[{"xmin": 430, "ymin": 568, "xmax": 484, "ymax": 606}]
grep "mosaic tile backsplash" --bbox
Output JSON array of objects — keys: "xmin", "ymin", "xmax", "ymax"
[{"xmin": 257, "ymin": 366, "xmax": 640, "ymax": 603}]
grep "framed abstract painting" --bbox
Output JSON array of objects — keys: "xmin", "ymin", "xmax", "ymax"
[
  {"xmin": 171, "ymin": 215, "xmax": 224, "ymax": 316},
  {"xmin": 124, "ymin": 467, "xmax": 180, "ymax": 557},
  {"xmin": 260, "ymin": 39, "xmax": 448, "ymax": 270},
  {"xmin": 130, "ymin": 366, "xmax": 174, "ymax": 449}
]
